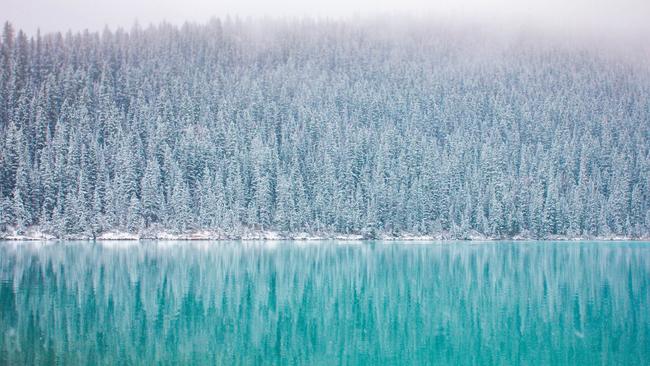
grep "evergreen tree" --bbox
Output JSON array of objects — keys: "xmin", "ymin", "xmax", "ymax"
[{"xmin": 0, "ymin": 19, "xmax": 647, "ymax": 239}]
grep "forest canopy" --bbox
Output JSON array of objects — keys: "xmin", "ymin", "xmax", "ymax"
[{"xmin": 0, "ymin": 19, "xmax": 648, "ymax": 239}]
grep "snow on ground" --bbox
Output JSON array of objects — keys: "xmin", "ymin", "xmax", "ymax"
[
  {"xmin": 1, "ymin": 226, "xmax": 648, "ymax": 242},
  {"xmin": 148, "ymin": 231, "xmax": 227, "ymax": 240},
  {"xmin": 334, "ymin": 234, "xmax": 364, "ymax": 240},
  {"xmin": 381, "ymin": 233, "xmax": 440, "ymax": 241},
  {"xmin": 239, "ymin": 231, "xmax": 284, "ymax": 240},
  {"xmin": 0, "ymin": 227, "xmax": 55, "ymax": 241},
  {"xmin": 97, "ymin": 231, "xmax": 139, "ymax": 240},
  {"xmin": 289, "ymin": 232, "xmax": 324, "ymax": 240}
]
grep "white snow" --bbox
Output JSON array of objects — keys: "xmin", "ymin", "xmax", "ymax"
[
  {"xmin": 97, "ymin": 231, "xmax": 139, "ymax": 240},
  {"xmin": 290, "ymin": 232, "xmax": 324, "ymax": 240},
  {"xmin": 334, "ymin": 234, "xmax": 364, "ymax": 240},
  {"xmin": 2, "ymin": 226, "xmax": 649, "ymax": 242},
  {"xmin": 0, "ymin": 227, "xmax": 55, "ymax": 241}
]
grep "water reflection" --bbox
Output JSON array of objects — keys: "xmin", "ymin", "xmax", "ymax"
[{"xmin": 1, "ymin": 241, "xmax": 649, "ymax": 365}]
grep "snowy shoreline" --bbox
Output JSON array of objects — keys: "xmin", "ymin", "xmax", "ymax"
[{"xmin": 1, "ymin": 228, "xmax": 647, "ymax": 242}]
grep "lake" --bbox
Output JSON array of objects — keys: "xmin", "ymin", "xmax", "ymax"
[{"xmin": 1, "ymin": 241, "xmax": 649, "ymax": 365}]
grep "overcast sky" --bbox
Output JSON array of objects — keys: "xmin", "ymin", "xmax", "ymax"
[{"xmin": 3, "ymin": 0, "xmax": 650, "ymax": 36}]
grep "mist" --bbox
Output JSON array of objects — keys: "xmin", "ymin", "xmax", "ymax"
[{"xmin": 4, "ymin": 0, "xmax": 650, "ymax": 38}]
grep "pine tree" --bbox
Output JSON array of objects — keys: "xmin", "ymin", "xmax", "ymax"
[
  {"xmin": 0, "ymin": 20, "xmax": 647, "ymax": 239},
  {"xmin": 126, "ymin": 194, "xmax": 143, "ymax": 233},
  {"xmin": 12, "ymin": 188, "xmax": 27, "ymax": 231},
  {"xmin": 141, "ymin": 156, "xmax": 163, "ymax": 226},
  {"xmin": 274, "ymin": 171, "xmax": 293, "ymax": 232}
]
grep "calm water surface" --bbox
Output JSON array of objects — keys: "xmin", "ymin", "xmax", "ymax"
[{"xmin": 1, "ymin": 241, "xmax": 649, "ymax": 365}]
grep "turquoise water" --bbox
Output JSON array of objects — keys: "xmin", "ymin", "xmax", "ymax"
[{"xmin": 1, "ymin": 241, "xmax": 649, "ymax": 365}]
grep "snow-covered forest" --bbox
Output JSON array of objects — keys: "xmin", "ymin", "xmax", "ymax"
[{"xmin": 0, "ymin": 19, "xmax": 648, "ymax": 239}]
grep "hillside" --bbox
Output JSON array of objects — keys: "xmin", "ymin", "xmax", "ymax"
[{"xmin": 0, "ymin": 19, "xmax": 649, "ymax": 239}]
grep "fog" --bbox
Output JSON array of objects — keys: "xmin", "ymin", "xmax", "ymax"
[{"xmin": 3, "ymin": 0, "xmax": 650, "ymax": 37}]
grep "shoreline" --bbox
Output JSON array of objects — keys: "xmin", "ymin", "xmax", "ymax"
[{"xmin": 1, "ymin": 229, "xmax": 648, "ymax": 242}]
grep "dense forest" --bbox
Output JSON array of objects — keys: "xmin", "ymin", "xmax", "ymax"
[{"xmin": 0, "ymin": 19, "xmax": 648, "ymax": 239}]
